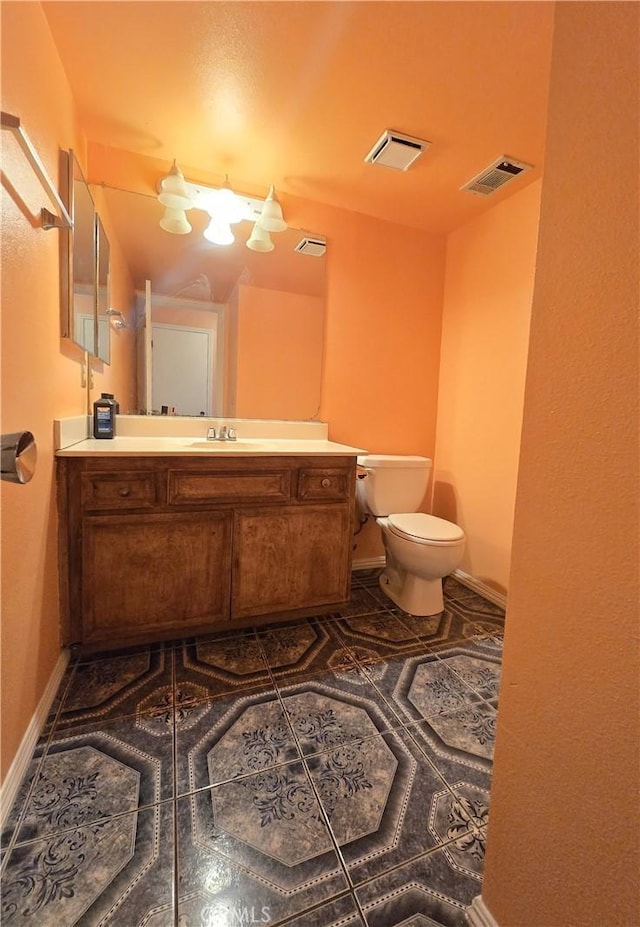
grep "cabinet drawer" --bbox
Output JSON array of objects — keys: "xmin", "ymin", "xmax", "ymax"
[
  {"xmin": 80, "ymin": 471, "xmax": 159, "ymax": 510},
  {"xmin": 297, "ymin": 467, "xmax": 351, "ymax": 502},
  {"xmin": 168, "ymin": 469, "xmax": 291, "ymax": 505}
]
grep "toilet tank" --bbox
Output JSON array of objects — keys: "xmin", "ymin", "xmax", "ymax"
[{"xmin": 356, "ymin": 454, "xmax": 431, "ymax": 516}]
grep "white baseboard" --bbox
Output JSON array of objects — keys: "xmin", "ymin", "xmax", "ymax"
[
  {"xmin": 353, "ymin": 560, "xmax": 507, "ymax": 611},
  {"xmin": 452, "ymin": 569, "xmax": 507, "ymax": 610},
  {"xmin": 466, "ymin": 894, "xmax": 499, "ymax": 926},
  {"xmin": 352, "ymin": 556, "xmax": 386, "ymax": 571},
  {"xmin": 0, "ymin": 648, "xmax": 70, "ymax": 826}
]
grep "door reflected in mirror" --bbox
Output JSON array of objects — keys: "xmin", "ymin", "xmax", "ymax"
[{"xmin": 95, "ymin": 185, "xmax": 326, "ymax": 420}]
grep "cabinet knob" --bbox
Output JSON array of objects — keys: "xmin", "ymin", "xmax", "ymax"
[
  {"xmin": 321, "ymin": 478, "xmax": 331, "ymax": 488},
  {"xmin": 119, "ymin": 487, "xmax": 131, "ymax": 497}
]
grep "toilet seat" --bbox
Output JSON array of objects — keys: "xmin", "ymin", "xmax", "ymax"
[{"xmin": 387, "ymin": 513, "xmax": 464, "ymax": 545}]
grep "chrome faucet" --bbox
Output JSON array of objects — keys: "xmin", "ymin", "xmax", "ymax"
[{"xmin": 205, "ymin": 424, "xmax": 237, "ymax": 442}]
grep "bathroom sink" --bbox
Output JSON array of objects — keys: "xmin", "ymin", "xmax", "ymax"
[{"xmin": 188, "ymin": 440, "xmax": 264, "ymax": 450}]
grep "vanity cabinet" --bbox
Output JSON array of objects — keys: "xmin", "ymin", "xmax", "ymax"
[{"xmin": 57, "ymin": 454, "xmax": 355, "ymax": 651}]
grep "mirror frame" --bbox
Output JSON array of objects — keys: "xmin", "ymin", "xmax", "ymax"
[{"xmin": 60, "ymin": 148, "xmax": 98, "ymax": 356}]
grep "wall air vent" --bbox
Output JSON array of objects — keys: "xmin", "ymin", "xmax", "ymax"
[
  {"xmin": 364, "ymin": 130, "xmax": 430, "ymax": 171},
  {"xmin": 295, "ymin": 236, "xmax": 326, "ymax": 257},
  {"xmin": 461, "ymin": 156, "xmax": 533, "ymax": 196}
]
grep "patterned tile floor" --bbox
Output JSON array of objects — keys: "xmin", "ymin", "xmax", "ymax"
[{"xmin": 0, "ymin": 573, "xmax": 505, "ymax": 926}]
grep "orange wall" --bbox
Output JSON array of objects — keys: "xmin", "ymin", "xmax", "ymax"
[
  {"xmin": 309, "ymin": 204, "xmax": 446, "ymax": 456},
  {"xmin": 302, "ymin": 199, "xmax": 447, "ymax": 563},
  {"xmin": 433, "ymin": 182, "xmax": 541, "ymax": 595},
  {"xmin": 484, "ymin": 3, "xmax": 639, "ymax": 924},
  {"xmin": 236, "ymin": 285, "xmax": 324, "ymax": 420},
  {"xmin": 0, "ymin": 3, "xmax": 86, "ymax": 781}
]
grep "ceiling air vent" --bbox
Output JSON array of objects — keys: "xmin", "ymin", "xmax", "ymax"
[
  {"xmin": 461, "ymin": 156, "xmax": 533, "ymax": 196},
  {"xmin": 295, "ymin": 236, "xmax": 326, "ymax": 257},
  {"xmin": 364, "ymin": 130, "xmax": 430, "ymax": 171}
]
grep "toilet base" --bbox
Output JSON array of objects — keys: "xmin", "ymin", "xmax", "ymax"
[{"xmin": 378, "ymin": 568, "xmax": 444, "ymax": 616}]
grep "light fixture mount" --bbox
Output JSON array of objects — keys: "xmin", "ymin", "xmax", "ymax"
[{"xmin": 181, "ymin": 180, "xmax": 264, "ymax": 222}]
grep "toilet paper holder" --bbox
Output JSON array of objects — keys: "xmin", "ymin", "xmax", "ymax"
[{"xmin": 1, "ymin": 431, "xmax": 37, "ymax": 484}]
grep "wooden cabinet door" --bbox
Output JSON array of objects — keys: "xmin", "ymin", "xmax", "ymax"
[
  {"xmin": 232, "ymin": 504, "xmax": 351, "ymax": 619},
  {"xmin": 81, "ymin": 511, "xmax": 232, "ymax": 645}
]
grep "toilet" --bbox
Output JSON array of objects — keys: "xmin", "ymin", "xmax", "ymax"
[{"xmin": 356, "ymin": 454, "xmax": 465, "ymax": 616}]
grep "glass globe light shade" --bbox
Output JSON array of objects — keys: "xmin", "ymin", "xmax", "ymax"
[
  {"xmin": 203, "ymin": 216, "xmax": 235, "ymax": 246},
  {"xmin": 257, "ymin": 185, "xmax": 287, "ymax": 232},
  {"xmin": 158, "ymin": 161, "xmax": 193, "ymax": 211},
  {"xmin": 159, "ymin": 207, "xmax": 192, "ymax": 235},
  {"xmin": 246, "ymin": 223, "xmax": 274, "ymax": 252}
]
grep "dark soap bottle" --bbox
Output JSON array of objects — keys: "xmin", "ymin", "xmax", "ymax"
[{"xmin": 93, "ymin": 393, "xmax": 117, "ymax": 439}]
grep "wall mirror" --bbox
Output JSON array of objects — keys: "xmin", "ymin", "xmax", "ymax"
[
  {"xmin": 96, "ymin": 184, "xmax": 326, "ymax": 420},
  {"xmin": 60, "ymin": 150, "xmax": 97, "ymax": 355}
]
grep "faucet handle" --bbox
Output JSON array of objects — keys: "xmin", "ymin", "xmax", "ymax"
[
  {"xmin": 206, "ymin": 426, "xmax": 217, "ymax": 440},
  {"xmin": 227, "ymin": 426, "xmax": 237, "ymax": 440}
]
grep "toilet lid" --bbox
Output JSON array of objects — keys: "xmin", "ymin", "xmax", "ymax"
[{"xmin": 388, "ymin": 513, "xmax": 464, "ymax": 542}]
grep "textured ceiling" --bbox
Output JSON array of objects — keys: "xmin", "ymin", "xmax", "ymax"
[{"xmin": 43, "ymin": 1, "xmax": 554, "ymax": 234}]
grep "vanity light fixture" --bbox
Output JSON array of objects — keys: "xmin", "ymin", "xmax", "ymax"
[{"xmin": 157, "ymin": 162, "xmax": 287, "ymax": 249}]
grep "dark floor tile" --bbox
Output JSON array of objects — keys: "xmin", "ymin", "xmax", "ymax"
[
  {"xmin": 176, "ymin": 763, "xmax": 349, "ymax": 925},
  {"xmin": 276, "ymin": 671, "xmax": 405, "ymax": 758},
  {"xmin": 443, "ymin": 577, "xmax": 506, "ymax": 620},
  {"xmin": 55, "ymin": 648, "xmax": 174, "ymax": 731},
  {"xmin": 257, "ymin": 618, "xmax": 357, "ymax": 681},
  {"xmin": 356, "ymin": 842, "xmax": 482, "ymax": 927},
  {"xmin": 1, "ymin": 752, "xmax": 46, "ymax": 849},
  {"xmin": 404, "ymin": 705, "xmax": 494, "ymax": 815},
  {"xmin": 13, "ymin": 714, "xmax": 174, "ymax": 846},
  {"xmin": 1, "ymin": 802, "xmax": 174, "ymax": 925},
  {"xmin": 42, "ymin": 660, "xmax": 76, "ymax": 734},
  {"xmin": 174, "ymin": 633, "xmax": 271, "ymax": 701},
  {"xmin": 391, "ymin": 605, "xmax": 486, "ymax": 650},
  {"xmin": 73, "ymin": 639, "xmax": 167, "ymax": 662},
  {"xmin": 364, "ymin": 650, "xmax": 489, "ymax": 729},
  {"xmin": 469, "ymin": 627, "xmax": 505, "ymax": 650},
  {"xmin": 175, "ymin": 684, "xmax": 299, "ymax": 796},
  {"xmin": 333, "ymin": 585, "xmax": 388, "ymax": 619},
  {"xmin": 435, "ymin": 644, "xmax": 502, "ymax": 703},
  {"xmin": 283, "ymin": 892, "xmax": 365, "ymax": 926},
  {"xmin": 305, "ymin": 726, "xmax": 455, "ymax": 887},
  {"xmin": 411, "ymin": 700, "xmax": 497, "ymax": 769},
  {"xmin": 351, "ymin": 568, "xmax": 384, "ymax": 589},
  {"xmin": 333, "ymin": 612, "xmax": 426, "ymax": 662}
]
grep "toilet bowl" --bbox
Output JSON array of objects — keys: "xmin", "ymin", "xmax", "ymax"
[
  {"xmin": 356, "ymin": 455, "xmax": 465, "ymax": 616},
  {"xmin": 377, "ymin": 513, "xmax": 465, "ymax": 615}
]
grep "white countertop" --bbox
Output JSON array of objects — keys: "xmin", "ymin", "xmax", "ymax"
[{"xmin": 56, "ymin": 436, "xmax": 367, "ymax": 457}]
